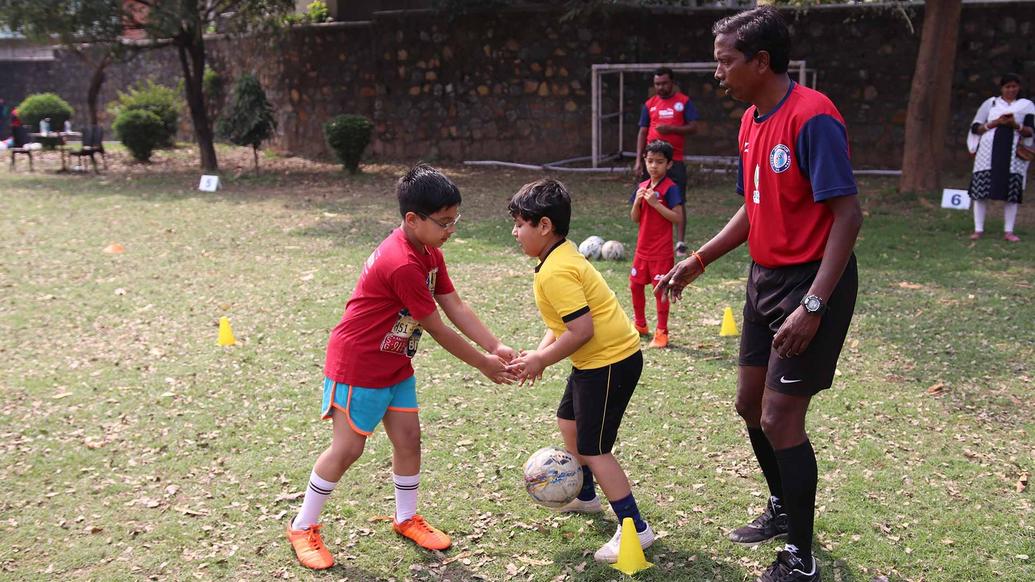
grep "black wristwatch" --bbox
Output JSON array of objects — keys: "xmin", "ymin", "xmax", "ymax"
[{"xmin": 801, "ymin": 294, "xmax": 826, "ymax": 316}]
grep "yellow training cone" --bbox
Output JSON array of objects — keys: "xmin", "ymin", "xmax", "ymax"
[
  {"xmin": 218, "ymin": 316, "xmax": 237, "ymax": 346},
  {"xmin": 720, "ymin": 306, "xmax": 739, "ymax": 337},
  {"xmin": 611, "ymin": 517, "xmax": 653, "ymax": 576}
]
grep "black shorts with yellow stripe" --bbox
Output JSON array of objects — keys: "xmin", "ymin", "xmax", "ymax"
[{"xmin": 557, "ymin": 350, "xmax": 643, "ymax": 456}]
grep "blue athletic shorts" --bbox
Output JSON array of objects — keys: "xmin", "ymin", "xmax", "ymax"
[{"xmin": 321, "ymin": 375, "xmax": 418, "ymax": 435}]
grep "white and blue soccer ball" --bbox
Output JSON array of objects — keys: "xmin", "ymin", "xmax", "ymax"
[
  {"xmin": 578, "ymin": 236, "xmax": 605, "ymax": 260},
  {"xmin": 522, "ymin": 446, "xmax": 583, "ymax": 509},
  {"xmin": 600, "ymin": 240, "xmax": 626, "ymax": 261}
]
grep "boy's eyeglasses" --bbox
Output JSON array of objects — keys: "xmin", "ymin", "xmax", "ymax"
[{"xmin": 418, "ymin": 212, "xmax": 462, "ymax": 229}]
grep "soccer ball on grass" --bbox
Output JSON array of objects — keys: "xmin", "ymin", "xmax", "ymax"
[{"xmin": 522, "ymin": 446, "xmax": 583, "ymax": 509}]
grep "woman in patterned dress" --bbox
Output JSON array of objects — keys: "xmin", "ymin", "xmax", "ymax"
[{"xmin": 966, "ymin": 73, "xmax": 1034, "ymax": 242}]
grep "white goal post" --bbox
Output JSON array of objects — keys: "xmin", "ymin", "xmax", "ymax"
[{"xmin": 590, "ymin": 61, "xmax": 815, "ymax": 168}]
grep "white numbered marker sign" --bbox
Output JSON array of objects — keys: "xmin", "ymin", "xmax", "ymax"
[
  {"xmin": 199, "ymin": 175, "xmax": 220, "ymax": 192},
  {"xmin": 941, "ymin": 188, "xmax": 970, "ymax": 210}
]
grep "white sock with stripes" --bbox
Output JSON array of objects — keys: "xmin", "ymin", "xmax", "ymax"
[
  {"xmin": 292, "ymin": 469, "xmax": 337, "ymax": 531},
  {"xmin": 393, "ymin": 472, "xmax": 420, "ymax": 524}
]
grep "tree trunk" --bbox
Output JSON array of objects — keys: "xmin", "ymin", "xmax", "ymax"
[
  {"xmin": 86, "ymin": 52, "xmax": 111, "ymax": 127},
  {"xmin": 253, "ymin": 144, "xmax": 259, "ymax": 173},
  {"xmin": 899, "ymin": 0, "xmax": 962, "ymax": 194},
  {"xmin": 177, "ymin": 33, "xmax": 218, "ymax": 171}
]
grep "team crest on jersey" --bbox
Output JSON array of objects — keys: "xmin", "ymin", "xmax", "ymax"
[
  {"xmin": 769, "ymin": 144, "xmax": 791, "ymax": 173},
  {"xmin": 674, "ymin": 102, "xmax": 684, "ymax": 112}
]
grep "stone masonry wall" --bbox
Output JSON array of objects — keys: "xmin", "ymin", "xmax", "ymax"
[{"xmin": 2, "ymin": 2, "xmax": 1034, "ymax": 169}]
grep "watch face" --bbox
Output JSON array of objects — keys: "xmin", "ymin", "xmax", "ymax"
[{"xmin": 805, "ymin": 296, "xmax": 821, "ymax": 312}]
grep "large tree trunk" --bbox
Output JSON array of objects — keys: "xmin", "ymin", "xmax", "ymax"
[
  {"xmin": 899, "ymin": 0, "xmax": 962, "ymax": 194},
  {"xmin": 86, "ymin": 52, "xmax": 111, "ymax": 127},
  {"xmin": 177, "ymin": 32, "xmax": 218, "ymax": 171}
]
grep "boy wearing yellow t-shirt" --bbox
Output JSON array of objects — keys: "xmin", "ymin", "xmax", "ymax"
[{"xmin": 506, "ymin": 178, "xmax": 654, "ymax": 563}]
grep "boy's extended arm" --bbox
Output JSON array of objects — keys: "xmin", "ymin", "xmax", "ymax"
[
  {"xmin": 436, "ymin": 291, "xmax": 515, "ymax": 360},
  {"xmin": 417, "ymin": 309, "xmax": 515, "ymax": 384},
  {"xmin": 510, "ymin": 314, "xmax": 592, "ymax": 383},
  {"xmin": 536, "ymin": 329, "xmax": 556, "ymax": 351}
]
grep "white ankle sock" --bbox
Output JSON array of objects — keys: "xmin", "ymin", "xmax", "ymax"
[
  {"xmin": 393, "ymin": 472, "xmax": 420, "ymax": 524},
  {"xmin": 292, "ymin": 469, "xmax": 337, "ymax": 530}
]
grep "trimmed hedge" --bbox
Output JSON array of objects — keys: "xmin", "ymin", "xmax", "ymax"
[
  {"xmin": 323, "ymin": 114, "xmax": 373, "ymax": 173},
  {"xmin": 107, "ymin": 80, "xmax": 181, "ymax": 148},
  {"xmin": 113, "ymin": 109, "xmax": 165, "ymax": 162},
  {"xmin": 16, "ymin": 93, "xmax": 74, "ymax": 131}
]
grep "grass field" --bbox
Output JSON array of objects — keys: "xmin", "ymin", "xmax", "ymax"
[{"xmin": 0, "ymin": 149, "xmax": 1032, "ymax": 581}]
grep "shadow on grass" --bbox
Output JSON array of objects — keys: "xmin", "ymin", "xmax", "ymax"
[{"xmin": 549, "ymin": 539, "xmax": 744, "ymax": 581}]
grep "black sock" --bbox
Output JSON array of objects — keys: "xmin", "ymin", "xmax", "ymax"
[
  {"xmin": 609, "ymin": 493, "xmax": 647, "ymax": 532},
  {"xmin": 748, "ymin": 426, "xmax": 783, "ymax": 502},
  {"xmin": 577, "ymin": 465, "xmax": 596, "ymax": 501},
  {"xmin": 774, "ymin": 439, "xmax": 817, "ymax": 561}
]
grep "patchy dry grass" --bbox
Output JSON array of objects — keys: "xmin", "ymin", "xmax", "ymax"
[{"xmin": 0, "ymin": 149, "xmax": 1032, "ymax": 581}]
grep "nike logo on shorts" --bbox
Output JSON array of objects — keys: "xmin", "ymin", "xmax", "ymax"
[{"xmin": 779, "ymin": 376, "xmax": 803, "ymax": 384}]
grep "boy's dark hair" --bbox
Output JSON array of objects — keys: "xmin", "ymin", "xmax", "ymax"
[
  {"xmin": 645, "ymin": 139, "xmax": 674, "ymax": 162},
  {"xmin": 712, "ymin": 6, "xmax": 791, "ymax": 75},
  {"xmin": 397, "ymin": 163, "xmax": 462, "ymax": 218},
  {"xmin": 654, "ymin": 66, "xmax": 674, "ymax": 80},
  {"xmin": 507, "ymin": 178, "xmax": 571, "ymax": 237},
  {"xmin": 1000, "ymin": 73, "xmax": 1022, "ymax": 87}
]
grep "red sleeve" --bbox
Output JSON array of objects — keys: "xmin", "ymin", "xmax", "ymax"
[{"xmin": 389, "ymin": 264, "xmax": 439, "ymax": 321}]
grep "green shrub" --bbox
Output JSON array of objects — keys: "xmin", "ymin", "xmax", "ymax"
[
  {"xmin": 16, "ymin": 93, "xmax": 74, "ymax": 131},
  {"xmin": 113, "ymin": 109, "xmax": 165, "ymax": 162},
  {"xmin": 107, "ymin": 80, "xmax": 181, "ymax": 148},
  {"xmin": 216, "ymin": 74, "xmax": 277, "ymax": 171},
  {"xmin": 306, "ymin": 0, "xmax": 330, "ymax": 23},
  {"xmin": 324, "ymin": 114, "xmax": 373, "ymax": 173}
]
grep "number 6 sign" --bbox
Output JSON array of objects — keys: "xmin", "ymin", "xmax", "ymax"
[{"xmin": 941, "ymin": 188, "xmax": 970, "ymax": 210}]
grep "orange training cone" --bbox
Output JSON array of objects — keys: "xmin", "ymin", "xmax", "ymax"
[
  {"xmin": 720, "ymin": 306, "xmax": 739, "ymax": 337},
  {"xmin": 218, "ymin": 316, "xmax": 237, "ymax": 346},
  {"xmin": 611, "ymin": 517, "xmax": 653, "ymax": 576}
]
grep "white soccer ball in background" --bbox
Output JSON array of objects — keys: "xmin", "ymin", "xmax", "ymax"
[
  {"xmin": 600, "ymin": 240, "xmax": 626, "ymax": 261},
  {"xmin": 522, "ymin": 446, "xmax": 583, "ymax": 509},
  {"xmin": 578, "ymin": 236, "xmax": 604, "ymax": 260}
]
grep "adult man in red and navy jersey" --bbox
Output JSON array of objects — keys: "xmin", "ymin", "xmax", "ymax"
[
  {"xmin": 656, "ymin": 7, "xmax": 862, "ymax": 582},
  {"xmin": 633, "ymin": 67, "xmax": 698, "ymax": 257}
]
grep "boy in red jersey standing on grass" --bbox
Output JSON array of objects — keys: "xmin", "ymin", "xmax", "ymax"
[
  {"xmin": 630, "ymin": 139, "xmax": 684, "ymax": 349},
  {"xmin": 286, "ymin": 164, "xmax": 516, "ymax": 570}
]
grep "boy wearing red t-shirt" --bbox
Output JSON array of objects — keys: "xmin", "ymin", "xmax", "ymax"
[
  {"xmin": 629, "ymin": 140, "xmax": 684, "ymax": 349},
  {"xmin": 286, "ymin": 164, "xmax": 516, "ymax": 570}
]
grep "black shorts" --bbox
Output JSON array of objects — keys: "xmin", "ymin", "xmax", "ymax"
[
  {"xmin": 557, "ymin": 350, "xmax": 643, "ymax": 456},
  {"xmin": 739, "ymin": 254, "xmax": 858, "ymax": 396}
]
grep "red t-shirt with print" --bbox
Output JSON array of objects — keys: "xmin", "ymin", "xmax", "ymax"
[{"xmin": 324, "ymin": 228, "xmax": 455, "ymax": 387}]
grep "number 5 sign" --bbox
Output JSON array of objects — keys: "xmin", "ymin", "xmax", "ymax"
[
  {"xmin": 199, "ymin": 175, "xmax": 220, "ymax": 192},
  {"xmin": 941, "ymin": 188, "xmax": 970, "ymax": 210}
]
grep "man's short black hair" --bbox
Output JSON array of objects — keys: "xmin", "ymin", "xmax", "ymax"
[
  {"xmin": 712, "ymin": 6, "xmax": 791, "ymax": 75},
  {"xmin": 397, "ymin": 163, "xmax": 462, "ymax": 218},
  {"xmin": 645, "ymin": 139, "xmax": 674, "ymax": 162},
  {"xmin": 507, "ymin": 178, "xmax": 571, "ymax": 237},
  {"xmin": 1000, "ymin": 73, "xmax": 1022, "ymax": 87},
  {"xmin": 654, "ymin": 66, "xmax": 674, "ymax": 80}
]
